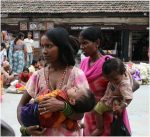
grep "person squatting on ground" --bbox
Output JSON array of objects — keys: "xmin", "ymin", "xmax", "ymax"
[
  {"xmin": 18, "ymin": 67, "xmax": 31, "ymax": 86},
  {"xmin": 91, "ymin": 58, "xmax": 133, "ymax": 135},
  {"xmin": 1, "ymin": 61, "xmax": 15, "ymax": 88}
]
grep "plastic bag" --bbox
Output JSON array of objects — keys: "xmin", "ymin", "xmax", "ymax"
[{"xmin": 111, "ymin": 114, "xmax": 131, "ymax": 136}]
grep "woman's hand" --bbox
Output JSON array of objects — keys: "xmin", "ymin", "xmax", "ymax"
[
  {"xmin": 26, "ymin": 125, "xmax": 46, "ymax": 136},
  {"xmin": 38, "ymin": 97, "xmax": 65, "ymax": 115}
]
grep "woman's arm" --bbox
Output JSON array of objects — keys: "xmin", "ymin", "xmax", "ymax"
[
  {"xmin": 8, "ymin": 74, "xmax": 15, "ymax": 81},
  {"xmin": 17, "ymin": 75, "xmax": 47, "ymax": 136},
  {"xmin": 17, "ymin": 91, "xmax": 32, "ymax": 125},
  {"xmin": 17, "ymin": 92, "xmax": 47, "ymax": 136},
  {"xmin": 38, "ymin": 97, "xmax": 84, "ymax": 120},
  {"xmin": 38, "ymin": 97, "xmax": 65, "ymax": 114}
]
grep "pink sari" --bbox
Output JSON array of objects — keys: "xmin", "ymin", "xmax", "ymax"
[{"xmin": 80, "ymin": 55, "xmax": 131, "ymax": 136}]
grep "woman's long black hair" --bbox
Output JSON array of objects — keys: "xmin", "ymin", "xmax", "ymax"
[
  {"xmin": 80, "ymin": 26, "xmax": 101, "ymax": 42},
  {"xmin": 45, "ymin": 27, "xmax": 75, "ymax": 66},
  {"xmin": 14, "ymin": 32, "xmax": 24, "ymax": 45},
  {"xmin": 79, "ymin": 26, "xmax": 105, "ymax": 55}
]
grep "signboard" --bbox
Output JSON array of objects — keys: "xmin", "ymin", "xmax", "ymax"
[
  {"xmin": 37, "ymin": 22, "xmax": 46, "ymax": 30},
  {"xmin": 100, "ymin": 27, "xmax": 115, "ymax": 30},
  {"xmin": 70, "ymin": 25, "xmax": 116, "ymax": 30},
  {"xmin": 71, "ymin": 26, "xmax": 90, "ymax": 30},
  {"xmin": 127, "ymin": 25, "xmax": 148, "ymax": 30},
  {"xmin": 33, "ymin": 31, "xmax": 40, "ymax": 39},
  {"xmin": 46, "ymin": 22, "xmax": 54, "ymax": 30},
  {"xmin": 1, "ymin": 13, "xmax": 8, "ymax": 17},
  {"xmin": 20, "ymin": 22, "xmax": 27, "ymax": 30},
  {"xmin": 29, "ymin": 22, "xmax": 37, "ymax": 30}
]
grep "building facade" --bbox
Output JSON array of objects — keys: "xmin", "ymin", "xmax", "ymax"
[{"xmin": 1, "ymin": 0, "xmax": 149, "ymax": 61}]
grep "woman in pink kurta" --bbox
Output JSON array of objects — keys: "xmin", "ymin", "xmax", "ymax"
[
  {"xmin": 17, "ymin": 27, "xmax": 90, "ymax": 136},
  {"xmin": 79, "ymin": 26, "xmax": 131, "ymax": 136},
  {"xmin": 23, "ymin": 66, "xmax": 90, "ymax": 136}
]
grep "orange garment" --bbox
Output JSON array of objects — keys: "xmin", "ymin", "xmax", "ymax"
[{"xmin": 35, "ymin": 89, "xmax": 78, "ymax": 130}]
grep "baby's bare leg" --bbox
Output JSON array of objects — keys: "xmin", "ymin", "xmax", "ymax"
[
  {"xmin": 95, "ymin": 112, "xmax": 103, "ymax": 131},
  {"xmin": 91, "ymin": 112, "xmax": 104, "ymax": 135},
  {"xmin": 92, "ymin": 102, "xmax": 111, "ymax": 135}
]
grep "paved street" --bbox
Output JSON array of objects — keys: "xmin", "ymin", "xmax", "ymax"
[
  {"xmin": 127, "ymin": 85, "xmax": 150, "ymax": 136},
  {"xmin": 1, "ymin": 85, "xmax": 150, "ymax": 136}
]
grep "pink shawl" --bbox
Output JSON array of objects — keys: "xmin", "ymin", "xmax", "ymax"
[{"xmin": 80, "ymin": 55, "xmax": 112, "ymax": 82}]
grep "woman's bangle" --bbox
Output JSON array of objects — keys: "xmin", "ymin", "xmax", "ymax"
[
  {"xmin": 61, "ymin": 102, "xmax": 73, "ymax": 116},
  {"xmin": 20, "ymin": 125, "xmax": 30, "ymax": 136}
]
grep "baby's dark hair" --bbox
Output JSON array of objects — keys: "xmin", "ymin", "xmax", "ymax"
[
  {"xmin": 69, "ymin": 35, "xmax": 80, "ymax": 56},
  {"xmin": 79, "ymin": 26, "xmax": 101, "ymax": 42},
  {"xmin": 71, "ymin": 89, "xmax": 96, "ymax": 113},
  {"xmin": 102, "ymin": 58, "xmax": 126, "ymax": 75}
]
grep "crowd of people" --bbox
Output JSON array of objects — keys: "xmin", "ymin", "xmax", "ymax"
[
  {"xmin": 1, "ymin": 27, "xmax": 141, "ymax": 136},
  {"xmin": 1, "ymin": 31, "xmax": 45, "ymax": 90}
]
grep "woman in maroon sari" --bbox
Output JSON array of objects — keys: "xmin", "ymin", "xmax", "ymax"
[{"xmin": 79, "ymin": 27, "xmax": 131, "ymax": 136}]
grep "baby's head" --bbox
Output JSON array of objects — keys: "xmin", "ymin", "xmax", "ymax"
[
  {"xmin": 66, "ymin": 87, "xmax": 96, "ymax": 113},
  {"xmin": 102, "ymin": 58, "xmax": 126, "ymax": 84},
  {"xmin": 22, "ymin": 67, "xmax": 29, "ymax": 76}
]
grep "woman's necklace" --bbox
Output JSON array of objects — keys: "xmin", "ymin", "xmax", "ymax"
[
  {"xmin": 89, "ymin": 52, "xmax": 103, "ymax": 67},
  {"xmin": 45, "ymin": 66, "xmax": 68, "ymax": 91}
]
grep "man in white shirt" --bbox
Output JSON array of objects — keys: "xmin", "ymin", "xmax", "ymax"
[{"xmin": 24, "ymin": 32, "xmax": 34, "ymax": 67}]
